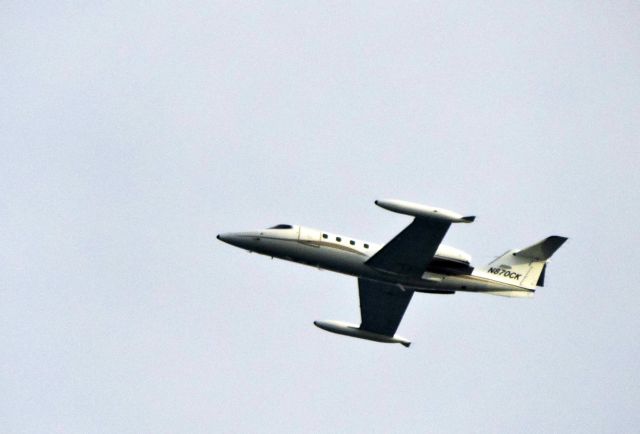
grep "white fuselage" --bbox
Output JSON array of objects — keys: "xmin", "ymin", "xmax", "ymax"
[{"xmin": 218, "ymin": 225, "xmax": 525, "ymax": 294}]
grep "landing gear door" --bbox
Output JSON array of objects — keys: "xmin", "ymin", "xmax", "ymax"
[{"xmin": 298, "ymin": 226, "xmax": 320, "ymax": 242}]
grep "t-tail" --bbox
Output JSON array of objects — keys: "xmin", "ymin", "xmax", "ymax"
[{"xmin": 472, "ymin": 236, "xmax": 568, "ymax": 297}]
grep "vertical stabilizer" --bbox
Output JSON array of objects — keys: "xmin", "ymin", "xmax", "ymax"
[{"xmin": 472, "ymin": 236, "xmax": 567, "ymax": 290}]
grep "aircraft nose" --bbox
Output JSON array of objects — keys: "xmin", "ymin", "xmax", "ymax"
[
  {"xmin": 217, "ymin": 232, "xmax": 246, "ymax": 247},
  {"xmin": 217, "ymin": 231, "xmax": 260, "ymax": 249}
]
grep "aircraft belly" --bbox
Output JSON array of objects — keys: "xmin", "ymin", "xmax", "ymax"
[
  {"xmin": 431, "ymin": 275, "xmax": 530, "ymax": 293},
  {"xmin": 253, "ymin": 239, "xmax": 529, "ymax": 294},
  {"xmin": 310, "ymin": 246, "xmax": 369, "ymax": 276},
  {"xmin": 256, "ymin": 238, "xmax": 368, "ymax": 277}
]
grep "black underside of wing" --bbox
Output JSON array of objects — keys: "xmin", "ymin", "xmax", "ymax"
[
  {"xmin": 365, "ymin": 218, "xmax": 451, "ymax": 277},
  {"xmin": 359, "ymin": 278, "xmax": 414, "ymax": 336}
]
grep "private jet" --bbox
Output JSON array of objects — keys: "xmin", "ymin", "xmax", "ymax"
[{"xmin": 218, "ymin": 199, "xmax": 567, "ymax": 347}]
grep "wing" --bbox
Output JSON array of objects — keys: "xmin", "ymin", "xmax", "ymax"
[
  {"xmin": 367, "ymin": 199, "xmax": 475, "ymax": 277},
  {"xmin": 359, "ymin": 278, "xmax": 414, "ymax": 336},
  {"xmin": 365, "ymin": 217, "xmax": 451, "ymax": 277}
]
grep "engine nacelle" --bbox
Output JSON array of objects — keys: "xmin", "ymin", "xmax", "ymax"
[{"xmin": 436, "ymin": 244, "xmax": 472, "ymax": 264}]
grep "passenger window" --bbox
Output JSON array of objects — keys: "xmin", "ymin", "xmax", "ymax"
[
  {"xmin": 350, "ymin": 240, "xmax": 355, "ymax": 245},
  {"xmin": 322, "ymin": 233, "xmax": 328, "ymax": 239},
  {"xmin": 364, "ymin": 243, "xmax": 369, "ymax": 248},
  {"xmin": 336, "ymin": 237, "xmax": 341, "ymax": 242}
]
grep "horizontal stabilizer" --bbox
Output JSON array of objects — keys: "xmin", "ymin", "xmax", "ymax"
[{"xmin": 516, "ymin": 236, "xmax": 568, "ymax": 261}]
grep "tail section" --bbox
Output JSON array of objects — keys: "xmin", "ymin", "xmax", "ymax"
[{"xmin": 472, "ymin": 236, "xmax": 568, "ymax": 291}]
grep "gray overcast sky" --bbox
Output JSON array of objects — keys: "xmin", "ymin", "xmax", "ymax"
[{"xmin": 1, "ymin": 2, "xmax": 639, "ymax": 433}]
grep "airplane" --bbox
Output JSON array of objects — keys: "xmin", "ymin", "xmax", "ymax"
[{"xmin": 217, "ymin": 199, "xmax": 567, "ymax": 347}]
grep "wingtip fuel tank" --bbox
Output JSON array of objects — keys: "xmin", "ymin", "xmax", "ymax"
[
  {"xmin": 375, "ymin": 199, "xmax": 474, "ymax": 224},
  {"xmin": 313, "ymin": 320, "xmax": 411, "ymax": 347}
]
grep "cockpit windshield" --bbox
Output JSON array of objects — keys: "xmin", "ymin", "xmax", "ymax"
[{"xmin": 268, "ymin": 224, "xmax": 293, "ymax": 230}]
